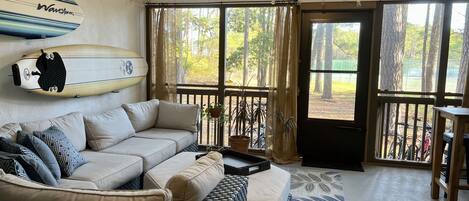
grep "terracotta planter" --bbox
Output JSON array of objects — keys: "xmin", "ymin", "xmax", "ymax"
[
  {"xmin": 208, "ymin": 108, "xmax": 222, "ymax": 118},
  {"xmin": 229, "ymin": 135, "xmax": 250, "ymax": 153}
]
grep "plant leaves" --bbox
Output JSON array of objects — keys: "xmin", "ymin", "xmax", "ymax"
[
  {"xmin": 320, "ymin": 174, "xmax": 333, "ymax": 182},
  {"xmin": 305, "ymin": 183, "xmax": 315, "ymax": 192},
  {"xmin": 319, "ymin": 183, "xmax": 331, "ymax": 193},
  {"xmin": 308, "ymin": 173, "xmax": 322, "ymax": 182}
]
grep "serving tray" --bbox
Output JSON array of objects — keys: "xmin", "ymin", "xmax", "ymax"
[{"xmin": 196, "ymin": 149, "xmax": 271, "ymax": 175}]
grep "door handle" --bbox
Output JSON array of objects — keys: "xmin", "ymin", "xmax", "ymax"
[{"xmin": 336, "ymin": 126, "xmax": 363, "ymax": 132}]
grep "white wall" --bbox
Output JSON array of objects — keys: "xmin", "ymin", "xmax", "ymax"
[{"xmin": 0, "ymin": 0, "xmax": 146, "ymax": 125}]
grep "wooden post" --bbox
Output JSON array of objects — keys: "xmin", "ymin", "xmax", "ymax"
[{"xmin": 431, "ymin": 110, "xmax": 445, "ymax": 198}]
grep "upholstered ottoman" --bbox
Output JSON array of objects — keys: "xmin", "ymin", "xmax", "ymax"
[{"xmin": 144, "ymin": 152, "xmax": 291, "ymax": 201}]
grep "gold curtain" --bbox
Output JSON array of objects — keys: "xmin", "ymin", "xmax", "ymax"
[
  {"xmin": 148, "ymin": 8, "xmax": 177, "ymax": 102},
  {"xmin": 265, "ymin": 4, "xmax": 300, "ymax": 164}
]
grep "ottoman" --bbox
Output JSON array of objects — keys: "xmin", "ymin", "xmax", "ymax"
[{"xmin": 144, "ymin": 152, "xmax": 291, "ymax": 201}]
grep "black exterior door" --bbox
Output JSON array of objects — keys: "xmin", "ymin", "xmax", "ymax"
[{"xmin": 298, "ymin": 11, "xmax": 373, "ymax": 166}]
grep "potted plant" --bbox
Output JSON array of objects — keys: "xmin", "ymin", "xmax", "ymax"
[
  {"xmin": 203, "ymin": 103, "xmax": 225, "ymax": 119},
  {"xmin": 229, "ymin": 96, "xmax": 267, "ymax": 153}
]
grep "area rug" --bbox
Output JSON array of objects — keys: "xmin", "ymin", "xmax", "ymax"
[{"xmin": 282, "ymin": 166, "xmax": 345, "ymax": 201}]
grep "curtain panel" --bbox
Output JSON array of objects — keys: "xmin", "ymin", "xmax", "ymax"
[
  {"xmin": 265, "ymin": 4, "xmax": 301, "ymax": 164},
  {"xmin": 148, "ymin": 8, "xmax": 177, "ymax": 102}
]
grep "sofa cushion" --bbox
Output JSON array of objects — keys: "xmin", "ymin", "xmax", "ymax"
[
  {"xmin": 0, "ymin": 138, "xmax": 58, "ymax": 186},
  {"xmin": 0, "ymin": 123, "xmax": 21, "ymax": 142},
  {"xmin": 101, "ymin": 137, "xmax": 177, "ymax": 172},
  {"xmin": 17, "ymin": 131, "xmax": 61, "ymax": 180},
  {"xmin": 34, "ymin": 127, "xmax": 87, "ymax": 177},
  {"xmin": 166, "ymin": 151, "xmax": 224, "ymax": 201},
  {"xmin": 20, "ymin": 113, "xmax": 87, "ymax": 151},
  {"xmin": 84, "ymin": 108, "xmax": 136, "ymax": 151},
  {"xmin": 122, "ymin": 99, "xmax": 159, "ymax": 132},
  {"xmin": 156, "ymin": 101, "xmax": 199, "ymax": 133},
  {"xmin": 136, "ymin": 128, "xmax": 197, "ymax": 152},
  {"xmin": 0, "ymin": 154, "xmax": 30, "ymax": 180},
  {"xmin": 67, "ymin": 151, "xmax": 143, "ymax": 190},
  {"xmin": 58, "ymin": 178, "xmax": 99, "ymax": 190},
  {"xmin": 0, "ymin": 170, "xmax": 172, "ymax": 201}
]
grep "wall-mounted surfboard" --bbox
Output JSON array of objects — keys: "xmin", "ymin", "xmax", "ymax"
[
  {"xmin": 0, "ymin": 0, "xmax": 84, "ymax": 39},
  {"xmin": 12, "ymin": 44, "xmax": 148, "ymax": 98}
]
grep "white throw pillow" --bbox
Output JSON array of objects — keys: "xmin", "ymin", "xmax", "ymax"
[
  {"xmin": 156, "ymin": 101, "xmax": 199, "ymax": 133},
  {"xmin": 84, "ymin": 108, "xmax": 136, "ymax": 151},
  {"xmin": 20, "ymin": 113, "xmax": 87, "ymax": 151},
  {"xmin": 0, "ymin": 123, "xmax": 21, "ymax": 142},
  {"xmin": 122, "ymin": 99, "xmax": 159, "ymax": 132},
  {"xmin": 165, "ymin": 151, "xmax": 224, "ymax": 201},
  {"xmin": 0, "ymin": 170, "xmax": 172, "ymax": 201}
]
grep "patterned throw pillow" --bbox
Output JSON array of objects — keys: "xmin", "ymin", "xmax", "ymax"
[
  {"xmin": 0, "ymin": 154, "xmax": 30, "ymax": 180},
  {"xmin": 0, "ymin": 139, "xmax": 58, "ymax": 186},
  {"xmin": 34, "ymin": 126, "xmax": 87, "ymax": 177},
  {"xmin": 17, "ymin": 131, "xmax": 61, "ymax": 180}
]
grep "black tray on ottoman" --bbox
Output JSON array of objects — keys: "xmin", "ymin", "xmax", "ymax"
[{"xmin": 196, "ymin": 149, "xmax": 270, "ymax": 175}]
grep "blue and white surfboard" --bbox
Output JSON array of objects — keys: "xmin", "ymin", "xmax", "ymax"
[{"xmin": 0, "ymin": 0, "xmax": 84, "ymax": 39}]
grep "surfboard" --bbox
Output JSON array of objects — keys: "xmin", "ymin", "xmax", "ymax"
[
  {"xmin": 12, "ymin": 44, "xmax": 148, "ymax": 98},
  {"xmin": 0, "ymin": 0, "xmax": 84, "ymax": 39}
]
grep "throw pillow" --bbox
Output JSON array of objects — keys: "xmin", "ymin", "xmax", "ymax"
[
  {"xmin": 16, "ymin": 131, "xmax": 61, "ymax": 180},
  {"xmin": 122, "ymin": 99, "xmax": 160, "ymax": 132},
  {"xmin": 0, "ymin": 154, "xmax": 30, "ymax": 180},
  {"xmin": 166, "ymin": 151, "xmax": 224, "ymax": 201},
  {"xmin": 84, "ymin": 108, "xmax": 136, "ymax": 150},
  {"xmin": 0, "ymin": 138, "xmax": 57, "ymax": 186},
  {"xmin": 156, "ymin": 101, "xmax": 199, "ymax": 133},
  {"xmin": 0, "ymin": 123, "xmax": 22, "ymax": 142},
  {"xmin": 33, "ymin": 126, "xmax": 87, "ymax": 177}
]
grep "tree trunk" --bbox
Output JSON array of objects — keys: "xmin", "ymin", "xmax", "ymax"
[
  {"xmin": 457, "ymin": 5, "xmax": 469, "ymax": 93},
  {"xmin": 312, "ymin": 25, "xmax": 325, "ymax": 93},
  {"xmin": 423, "ymin": 4, "xmax": 444, "ymax": 92},
  {"xmin": 380, "ymin": 4, "xmax": 407, "ymax": 92},
  {"xmin": 322, "ymin": 24, "xmax": 333, "ymax": 99},
  {"xmin": 421, "ymin": 4, "xmax": 430, "ymax": 92},
  {"xmin": 242, "ymin": 8, "xmax": 250, "ymax": 86},
  {"xmin": 257, "ymin": 8, "xmax": 268, "ymax": 87},
  {"xmin": 380, "ymin": 4, "xmax": 408, "ymax": 138}
]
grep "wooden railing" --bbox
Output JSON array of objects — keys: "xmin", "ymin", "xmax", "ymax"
[
  {"xmin": 376, "ymin": 91, "xmax": 462, "ymax": 163},
  {"xmin": 176, "ymin": 85, "xmax": 269, "ymax": 150}
]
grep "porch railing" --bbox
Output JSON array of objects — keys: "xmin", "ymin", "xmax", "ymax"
[
  {"xmin": 176, "ymin": 85, "xmax": 269, "ymax": 150},
  {"xmin": 375, "ymin": 91, "xmax": 462, "ymax": 163}
]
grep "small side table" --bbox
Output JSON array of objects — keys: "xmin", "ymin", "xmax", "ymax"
[{"xmin": 432, "ymin": 107, "xmax": 469, "ymax": 201}]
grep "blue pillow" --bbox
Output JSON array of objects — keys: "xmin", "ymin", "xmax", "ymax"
[
  {"xmin": 0, "ymin": 138, "xmax": 58, "ymax": 186},
  {"xmin": 17, "ymin": 131, "xmax": 61, "ymax": 180},
  {"xmin": 0, "ymin": 154, "xmax": 30, "ymax": 180},
  {"xmin": 34, "ymin": 126, "xmax": 87, "ymax": 177}
]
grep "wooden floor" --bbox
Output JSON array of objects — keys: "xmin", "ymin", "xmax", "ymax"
[{"xmin": 342, "ymin": 165, "xmax": 469, "ymax": 201}]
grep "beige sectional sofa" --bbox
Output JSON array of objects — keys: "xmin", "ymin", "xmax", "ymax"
[{"xmin": 0, "ymin": 99, "xmax": 199, "ymax": 190}]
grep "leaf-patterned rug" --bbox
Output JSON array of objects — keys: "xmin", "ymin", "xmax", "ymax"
[{"xmin": 282, "ymin": 166, "xmax": 344, "ymax": 201}]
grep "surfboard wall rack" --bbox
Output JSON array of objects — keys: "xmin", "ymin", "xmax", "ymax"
[
  {"xmin": 0, "ymin": 0, "xmax": 84, "ymax": 39},
  {"xmin": 12, "ymin": 44, "xmax": 148, "ymax": 98}
]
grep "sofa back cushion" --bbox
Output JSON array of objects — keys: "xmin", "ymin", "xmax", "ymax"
[
  {"xmin": 0, "ymin": 123, "xmax": 21, "ymax": 142},
  {"xmin": 0, "ymin": 170, "xmax": 173, "ymax": 201},
  {"xmin": 156, "ymin": 101, "xmax": 199, "ymax": 133},
  {"xmin": 122, "ymin": 99, "xmax": 159, "ymax": 132},
  {"xmin": 84, "ymin": 108, "xmax": 135, "ymax": 151},
  {"xmin": 165, "ymin": 151, "xmax": 224, "ymax": 201},
  {"xmin": 20, "ymin": 113, "xmax": 87, "ymax": 151}
]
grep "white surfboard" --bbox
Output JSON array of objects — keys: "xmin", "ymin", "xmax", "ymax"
[
  {"xmin": 0, "ymin": 0, "xmax": 85, "ymax": 39},
  {"xmin": 12, "ymin": 44, "xmax": 148, "ymax": 97}
]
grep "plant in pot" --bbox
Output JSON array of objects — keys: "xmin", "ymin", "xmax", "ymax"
[
  {"xmin": 203, "ymin": 103, "xmax": 225, "ymax": 119},
  {"xmin": 229, "ymin": 96, "xmax": 267, "ymax": 153}
]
